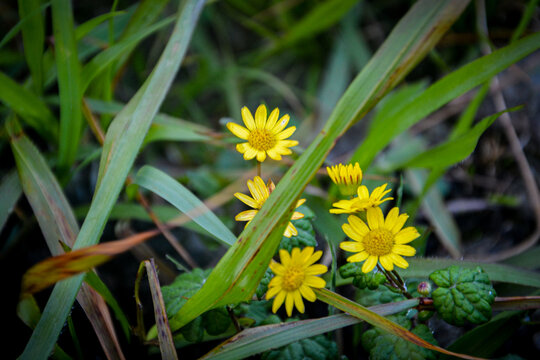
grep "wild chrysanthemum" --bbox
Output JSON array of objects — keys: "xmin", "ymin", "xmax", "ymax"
[
  {"xmin": 327, "ymin": 162, "xmax": 363, "ymax": 196},
  {"xmin": 340, "ymin": 207, "xmax": 419, "ymax": 273},
  {"xmin": 330, "ymin": 184, "xmax": 393, "ymax": 214},
  {"xmin": 234, "ymin": 176, "xmax": 305, "ymax": 237},
  {"xmin": 266, "ymin": 247, "xmax": 327, "ymax": 316},
  {"xmin": 226, "ymin": 104, "xmax": 299, "ymax": 162}
]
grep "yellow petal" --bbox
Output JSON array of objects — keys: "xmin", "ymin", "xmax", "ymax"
[
  {"xmin": 379, "ymin": 255, "xmax": 394, "ymax": 271},
  {"xmin": 299, "ymin": 246, "xmax": 314, "ymax": 263},
  {"xmin": 277, "ymin": 139, "xmax": 298, "ymax": 148},
  {"xmin": 272, "ymin": 290, "xmax": 286, "ymax": 313},
  {"xmin": 305, "ymin": 264, "xmax": 327, "ymax": 276},
  {"xmin": 266, "ymin": 148, "xmax": 282, "ymax": 161},
  {"xmin": 266, "ymin": 284, "xmax": 281, "ymax": 299},
  {"xmin": 285, "ymin": 292, "xmax": 294, "ymax": 316},
  {"xmin": 393, "ymin": 244, "xmax": 416, "ymax": 256},
  {"xmin": 304, "ymin": 276, "xmax": 326, "ymax": 288},
  {"xmin": 266, "ymin": 108, "xmax": 279, "ymax": 130},
  {"xmin": 226, "ymin": 122, "xmax": 250, "ymax": 139},
  {"xmin": 268, "ymin": 276, "xmax": 282, "ymax": 288},
  {"xmin": 340, "ymin": 241, "xmax": 364, "ymax": 253},
  {"xmin": 291, "ymin": 211, "xmax": 304, "ymax": 220},
  {"xmin": 357, "ymin": 185, "xmax": 369, "ymax": 198},
  {"xmin": 347, "ymin": 251, "xmax": 369, "ymax": 263},
  {"xmin": 234, "ymin": 192, "xmax": 258, "ymax": 209},
  {"xmin": 279, "ymin": 249, "xmax": 291, "ymax": 266},
  {"xmin": 255, "ymin": 104, "xmax": 267, "ymax": 129},
  {"xmin": 291, "ymin": 247, "xmax": 301, "ymax": 259},
  {"xmin": 256, "ymin": 150, "xmax": 266, "ymax": 162},
  {"xmin": 362, "ymin": 255, "xmax": 378, "ymax": 273},
  {"xmin": 394, "ymin": 227, "xmax": 419, "ymax": 244},
  {"xmin": 384, "ymin": 207, "xmax": 399, "ymax": 229},
  {"xmin": 284, "ymin": 222, "xmax": 297, "ymax": 238},
  {"xmin": 305, "ymin": 250, "xmax": 322, "ymax": 266},
  {"xmin": 276, "ymin": 126, "xmax": 296, "ymax": 140},
  {"xmin": 391, "ymin": 213, "xmax": 409, "ymax": 234},
  {"xmin": 299, "ymin": 284, "xmax": 316, "ymax": 302},
  {"xmin": 243, "ymin": 147, "xmax": 257, "ymax": 160},
  {"xmin": 269, "ymin": 260, "xmax": 285, "ymax": 275},
  {"xmin": 366, "ymin": 207, "xmax": 383, "ymax": 230},
  {"xmin": 348, "ymin": 215, "xmax": 370, "ymax": 236},
  {"xmin": 235, "ymin": 209, "xmax": 257, "ymax": 222},
  {"xmin": 241, "ymin": 106, "xmax": 256, "ymax": 130},
  {"xmin": 390, "ymin": 253, "xmax": 409, "ymax": 269},
  {"xmin": 272, "ymin": 114, "xmax": 290, "ymax": 133},
  {"xmin": 294, "ymin": 290, "xmax": 305, "ymax": 313}
]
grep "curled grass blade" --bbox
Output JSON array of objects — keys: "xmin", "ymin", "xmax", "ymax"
[
  {"xmin": 315, "ymin": 288, "xmax": 483, "ymax": 360},
  {"xmin": 18, "ymin": 2, "xmax": 206, "ymax": 358},
  {"xmin": 201, "ymin": 299, "xmax": 419, "ymax": 360}
]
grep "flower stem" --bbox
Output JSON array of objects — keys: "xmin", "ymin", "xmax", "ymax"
[{"xmin": 257, "ymin": 161, "xmax": 261, "ymax": 177}]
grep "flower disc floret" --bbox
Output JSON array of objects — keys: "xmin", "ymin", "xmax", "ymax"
[
  {"xmin": 339, "ymin": 207, "xmax": 419, "ymax": 273},
  {"xmin": 266, "ymin": 247, "xmax": 328, "ymax": 316},
  {"xmin": 327, "ymin": 162, "xmax": 363, "ymax": 196},
  {"xmin": 234, "ymin": 176, "xmax": 305, "ymax": 237},
  {"xmin": 330, "ymin": 183, "xmax": 393, "ymax": 214},
  {"xmin": 226, "ymin": 104, "xmax": 299, "ymax": 162}
]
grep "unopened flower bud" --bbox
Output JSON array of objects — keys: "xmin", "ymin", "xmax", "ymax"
[{"xmin": 417, "ymin": 281, "xmax": 432, "ymax": 296}]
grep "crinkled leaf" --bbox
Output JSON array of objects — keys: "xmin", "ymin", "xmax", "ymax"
[
  {"xmin": 278, "ymin": 207, "xmax": 317, "ymax": 252},
  {"xmin": 362, "ymin": 317, "xmax": 437, "ymax": 360},
  {"xmin": 339, "ymin": 263, "xmax": 386, "ymax": 290},
  {"xmin": 261, "ymin": 333, "xmax": 338, "ymax": 360},
  {"xmin": 356, "ymin": 286, "xmax": 406, "ymax": 307},
  {"xmin": 162, "ymin": 268, "xmax": 212, "ymax": 316},
  {"xmin": 202, "ymin": 308, "xmax": 232, "ymax": 336},
  {"xmin": 430, "ymin": 266, "xmax": 496, "ymax": 326},
  {"xmin": 256, "ymin": 268, "xmax": 273, "ymax": 300},
  {"xmin": 234, "ymin": 300, "xmax": 273, "ymax": 327}
]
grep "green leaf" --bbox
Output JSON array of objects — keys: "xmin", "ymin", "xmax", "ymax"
[
  {"xmin": 430, "ymin": 266, "xmax": 496, "ymax": 326},
  {"xmin": 144, "ymin": 114, "xmax": 211, "ymax": 143},
  {"xmin": 339, "ymin": 263, "xmax": 386, "ymax": 290},
  {"xmin": 0, "ymin": 169, "xmax": 22, "ymax": 234},
  {"xmin": 255, "ymin": 268, "xmax": 273, "ymax": 300},
  {"xmin": 351, "ymin": 31, "xmax": 540, "ymax": 169},
  {"xmin": 52, "ymin": 0, "xmax": 83, "ymax": 172},
  {"xmin": 362, "ymin": 320, "xmax": 438, "ymax": 360},
  {"xmin": 261, "ymin": 333, "xmax": 338, "ymax": 360},
  {"xmin": 167, "ymin": 0, "xmax": 471, "ymax": 332},
  {"xmin": 18, "ymin": 0, "xmax": 45, "ymax": 93},
  {"xmin": 278, "ymin": 217, "xmax": 317, "ymax": 252},
  {"xmin": 19, "ymin": 1, "xmax": 205, "ymax": 358},
  {"xmin": 162, "ymin": 268, "xmax": 212, "ymax": 316},
  {"xmin": 134, "ymin": 166, "xmax": 236, "ymax": 246},
  {"xmin": 202, "ymin": 308, "xmax": 232, "ymax": 336}
]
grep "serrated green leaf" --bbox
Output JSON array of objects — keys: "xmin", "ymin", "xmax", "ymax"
[
  {"xmin": 430, "ymin": 266, "xmax": 496, "ymax": 326},
  {"xmin": 256, "ymin": 268, "xmax": 273, "ymax": 300},
  {"xmin": 262, "ymin": 334, "xmax": 338, "ymax": 360},
  {"xmin": 339, "ymin": 263, "xmax": 386, "ymax": 290},
  {"xmin": 203, "ymin": 308, "xmax": 232, "ymax": 336},
  {"xmin": 278, "ymin": 216, "xmax": 317, "ymax": 252},
  {"xmin": 162, "ymin": 268, "xmax": 212, "ymax": 316}
]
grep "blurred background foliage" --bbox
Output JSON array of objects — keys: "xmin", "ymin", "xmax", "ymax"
[{"xmin": 1, "ymin": 0, "xmax": 539, "ymax": 358}]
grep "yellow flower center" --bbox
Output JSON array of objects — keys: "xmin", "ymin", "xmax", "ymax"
[
  {"xmin": 282, "ymin": 265, "xmax": 305, "ymax": 291},
  {"xmin": 248, "ymin": 129, "xmax": 277, "ymax": 151},
  {"xmin": 363, "ymin": 229, "xmax": 394, "ymax": 256}
]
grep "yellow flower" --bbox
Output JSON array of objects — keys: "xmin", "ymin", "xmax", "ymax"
[
  {"xmin": 266, "ymin": 247, "xmax": 327, "ymax": 316},
  {"xmin": 330, "ymin": 184, "xmax": 393, "ymax": 214},
  {"xmin": 340, "ymin": 207, "xmax": 419, "ymax": 273},
  {"xmin": 234, "ymin": 176, "xmax": 305, "ymax": 237},
  {"xmin": 327, "ymin": 162, "xmax": 363, "ymax": 196},
  {"xmin": 227, "ymin": 104, "xmax": 299, "ymax": 162}
]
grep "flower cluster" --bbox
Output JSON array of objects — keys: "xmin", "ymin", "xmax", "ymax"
[{"xmin": 227, "ymin": 106, "xmax": 419, "ymax": 317}]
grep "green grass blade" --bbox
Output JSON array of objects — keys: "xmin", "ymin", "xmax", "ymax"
[
  {"xmin": 0, "ymin": 169, "xmax": 22, "ymax": 234},
  {"xmin": 18, "ymin": 0, "xmax": 45, "ymax": 93},
  {"xmin": 18, "ymin": 1, "xmax": 206, "ymax": 358},
  {"xmin": 52, "ymin": 0, "xmax": 83, "ymax": 172},
  {"xmin": 135, "ymin": 166, "xmax": 236, "ymax": 246},
  {"xmin": 0, "ymin": 71, "xmax": 57, "ymax": 140},
  {"xmin": 351, "ymin": 31, "xmax": 540, "ymax": 169},
  {"xmin": 168, "ymin": 0, "xmax": 471, "ymax": 331},
  {"xmin": 75, "ymin": 11, "xmax": 126, "ymax": 41},
  {"xmin": 201, "ymin": 299, "xmax": 419, "ymax": 360},
  {"xmin": 7, "ymin": 119, "xmax": 126, "ymax": 359},
  {"xmin": 80, "ymin": 16, "xmax": 176, "ymax": 95}
]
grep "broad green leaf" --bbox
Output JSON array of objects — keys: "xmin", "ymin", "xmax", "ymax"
[
  {"xmin": 201, "ymin": 300, "xmax": 420, "ymax": 360},
  {"xmin": 351, "ymin": 31, "xmax": 540, "ymax": 169},
  {"xmin": 169, "ymin": 0, "xmax": 471, "ymax": 332},
  {"xmin": 52, "ymin": 0, "xmax": 83, "ymax": 172},
  {"xmin": 430, "ymin": 266, "xmax": 496, "ymax": 326},
  {"xmin": 134, "ymin": 166, "xmax": 236, "ymax": 246},
  {"xmin": 339, "ymin": 263, "xmax": 386, "ymax": 290},
  {"xmin": 19, "ymin": 1, "xmax": 205, "ymax": 358},
  {"xmin": 0, "ymin": 169, "xmax": 22, "ymax": 234},
  {"xmin": 18, "ymin": 0, "xmax": 45, "ymax": 93},
  {"xmin": 162, "ymin": 268, "xmax": 212, "ymax": 317},
  {"xmin": 0, "ymin": 71, "xmax": 57, "ymax": 139},
  {"xmin": 315, "ymin": 288, "xmax": 479, "ymax": 360},
  {"xmin": 7, "ymin": 119, "xmax": 125, "ymax": 359},
  {"xmin": 402, "ymin": 107, "xmax": 519, "ymax": 169}
]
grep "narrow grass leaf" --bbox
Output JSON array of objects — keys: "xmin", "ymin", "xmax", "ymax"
[
  {"xmin": 7, "ymin": 119, "xmax": 125, "ymax": 359},
  {"xmin": 168, "ymin": 0, "xmax": 471, "ymax": 331},
  {"xmin": 201, "ymin": 299, "xmax": 419, "ymax": 360},
  {"xmin": 52, "ymin": 0, "xmax": 82, "ymax": 171},
  {"xmin": 351, "ymin": 31, "xmax": 540, "ymax": 169},
  {"xmin": 75, "ymin": 11, "xmax": 126, "ymax": 41},
  {"xmin": 19, "ymin": 2, "xmax": 205, "ymax": 358},
  {"xmin": 0, "ymin": 169, "xmax": 22, "ymax": 234},
  {"xmin": 315, "ymin": 288, "xmax": 482, "ymax": 360},
  {"xmin": 18, "ymin": 0, "xmax": 45, "ymax": 93},
  {"xmin": 0, "ymin": 71, "xmax": 57, "ymax": 139},
  {"xmin": 135, "ymin": 166, "xmax": 236, "ymax": 246}
]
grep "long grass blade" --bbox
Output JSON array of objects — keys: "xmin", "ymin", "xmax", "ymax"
[
  {"xmin": 18, "ymin": 1, "xmax": 206, "ymax": 358},
  {"xmin": 18, "ymin": 0, "xmax": 45, "ymax": 93},
  {"xmin": 0, "ymin": 169, "xmax": 22, "ymax": 234}
]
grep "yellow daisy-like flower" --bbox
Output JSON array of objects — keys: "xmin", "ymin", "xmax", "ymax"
[
  {"xmin": 327, "ymin": 162, "xmax": 363, "ymax": 196},
  {"xmin": 226, "ymin": 104, "xmax": 299, "ymax": 162},
  {"xmin": 340, "ymin": 207, "xmax": 419, "ymax": 273},
  {"xmin": 234, "ymin": 176, "xmax": 305, "ymax": 237},
  {"xmin": 330, "ymin": 184, "xmax": 393, "ymax": 214},
  {"xmin": 266, "ymin": 247, "xmax": 328, "ymax": 316}
]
